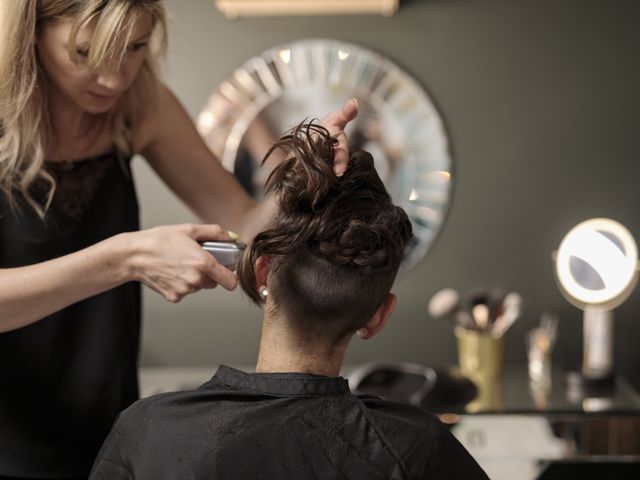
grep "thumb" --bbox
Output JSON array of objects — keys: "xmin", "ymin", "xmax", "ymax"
[
  {"xmin": 340, "ymin": 98, "xmax": 359, "ymax": 126},
  {"xmin": 185, "ymin": 224, "xmax": 232, "ymax": 242},
  {"xmin": 321, "ymin": 98, "xmax": 359, "ymax": 131}
]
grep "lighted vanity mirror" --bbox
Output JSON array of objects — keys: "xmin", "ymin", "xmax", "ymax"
[
  {"xmin": 554, "ymin": 218, "xmax": 639, "ymax": 383},
  {"xmin": 197, "ymin": 39, "xmax": 453, "ymax": 271}
]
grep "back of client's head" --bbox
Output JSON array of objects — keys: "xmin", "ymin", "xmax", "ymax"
[{"xmin": 238, "ymin": 122, "xmax": 413, "ymax": 346}]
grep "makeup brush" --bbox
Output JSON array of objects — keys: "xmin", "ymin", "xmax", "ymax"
[
  {"xmin": 428, "ymin": 288, "xmax": 476, "ymax": 330},
  {"xmin": 465, "ymin": 288, "xmax": 493, "ymax": 331},
  {"xmin": 491, "ymin": 292, "xmax": 522, "ymax": 338},
  {"xmin": 428, "ymin": 288, "xmax": 459, "ymax": 319},
  {"xmin": 487, "ymin": 288, "xmax": 507, "ymax": 326},
  {"xmin": 472, "ymin": 303, "xmax": 490, "ymax": 330}
]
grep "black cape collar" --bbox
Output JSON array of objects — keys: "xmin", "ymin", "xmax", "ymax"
[{"xmin": 211, "ymin": 365, "xmax": 350, "ymax": 397}]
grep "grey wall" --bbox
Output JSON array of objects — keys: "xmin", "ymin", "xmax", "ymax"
[{"xmin": 137, "ymin": 0, "xmax": 640, "ymax": 387}]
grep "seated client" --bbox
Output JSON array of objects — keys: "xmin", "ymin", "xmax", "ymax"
[{"xmin": 90, "ymin": 123, "xmax": 488, "ymax": 480}]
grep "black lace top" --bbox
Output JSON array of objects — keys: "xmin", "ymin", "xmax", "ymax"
[{"xmin": 0, "ymin": 152, "xmax": 141, "ymax": 478}]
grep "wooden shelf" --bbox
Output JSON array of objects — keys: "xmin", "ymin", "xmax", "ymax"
[{"xmin": 214, "ymin": 0, "xmax": 399, "ymax": 19}]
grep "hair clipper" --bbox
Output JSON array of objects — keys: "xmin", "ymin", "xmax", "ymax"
[{"xmin": 201, "ymin": 240, "xmax": 246, "ymax": 270}]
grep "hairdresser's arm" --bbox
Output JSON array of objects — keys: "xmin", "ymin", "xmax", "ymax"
[
  {"xmin": 136, "ymin": 86, "xmax": 357, "ymax": 241},
  {"xmin": 0, "ymin": 224, "xmax": 237, "ymax": 333}
]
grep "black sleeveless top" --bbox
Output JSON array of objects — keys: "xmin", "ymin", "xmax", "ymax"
[{"xmin": 0, "ymin": 153, "xmax": 141, "ymax": 478}]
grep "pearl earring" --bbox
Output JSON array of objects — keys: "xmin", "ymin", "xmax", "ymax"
[
  {"xmin": 258, "ymin": 285, "xmax": 269, "ymax": 299},
  {"xmin": 357, "ymin": 328, "xmax": 368, "ymax": 338}
]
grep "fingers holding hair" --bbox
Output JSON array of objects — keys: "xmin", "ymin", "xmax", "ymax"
[{"xmin": 319, "ymin": 98, "xmax": 359, "ymax": 176}]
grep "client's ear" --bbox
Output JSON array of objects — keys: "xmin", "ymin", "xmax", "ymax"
[
  {"xmin": 254, "ymin": 255, "xmax": 272, "ymax": 289},
  {"xmin": 357, "ymin": 294, "xmax": 397, "ymax": 340}
]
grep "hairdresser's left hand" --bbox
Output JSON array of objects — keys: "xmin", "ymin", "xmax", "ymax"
[{"xmin": 320, "ymin": 99, "xmax": 359, "ymax": 176}]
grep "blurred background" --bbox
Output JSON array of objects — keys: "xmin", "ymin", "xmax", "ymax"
[{"xmin": 134, "ymin": 0, "xmax": 640, "ymax": 390}]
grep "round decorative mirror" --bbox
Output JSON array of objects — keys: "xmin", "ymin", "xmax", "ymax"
[{"xmin": 197, "ymin": 38, "xmax": 453, "ymax": 270}]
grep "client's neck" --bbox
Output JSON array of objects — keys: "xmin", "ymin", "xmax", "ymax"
[{"xmin": 255, "ymin": 313, "xmax": 349, "ymax": 377}]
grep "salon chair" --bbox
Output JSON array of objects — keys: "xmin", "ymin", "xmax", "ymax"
[{"xmin": 347, "ymin": 362, "xmax": 477, "ymax": 410}]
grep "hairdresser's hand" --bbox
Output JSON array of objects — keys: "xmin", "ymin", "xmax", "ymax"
[
  {"xmin": 126, "ymin": 224, "xmax": 238, "ymax": 303},
  {"xmin": 320, "ymin": 98, "xmax": 359, "ymax": 176}
]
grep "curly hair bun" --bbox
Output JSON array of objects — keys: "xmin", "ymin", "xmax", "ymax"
[{"xmin": 261, "ymin": 122, "xmax": 412, "ymax": 271}]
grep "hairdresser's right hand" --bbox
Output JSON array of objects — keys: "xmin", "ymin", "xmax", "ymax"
[{"xmin": 125, "ymin": 224, "xmax": 237, "ymax": 303}]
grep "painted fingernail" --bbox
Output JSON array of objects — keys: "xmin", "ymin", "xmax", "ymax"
[
  {"xmin": 227, "ymin": 230, "xmax": 240, "ymax": 240},
  {"xmin": 335, "ymin": 168, "xmax": 345, "ymax": 177}
]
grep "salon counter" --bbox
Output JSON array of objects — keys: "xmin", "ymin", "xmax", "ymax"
[{"xmin": 430, "ymin": 365, "xmax": 640, "ymax": 480}]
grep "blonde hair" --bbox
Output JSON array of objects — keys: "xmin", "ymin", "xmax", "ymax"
[{"xmin": 0, "ymin": 0, "xmax": 167, "ymax": 217}]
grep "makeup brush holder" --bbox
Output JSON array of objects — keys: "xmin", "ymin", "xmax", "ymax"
[{"xmin": 455, "ymin": 327, "xmax": 505, "ymax": 412}]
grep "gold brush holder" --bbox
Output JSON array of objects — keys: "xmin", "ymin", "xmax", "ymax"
[{"xmin": 455, "ymin": 327, "xmax": 505, "ymax": 412}]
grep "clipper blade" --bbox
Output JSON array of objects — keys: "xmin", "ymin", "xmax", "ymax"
[{"xmin": 201, "ymin": 241, "xmax": 246, "ymax": 270}]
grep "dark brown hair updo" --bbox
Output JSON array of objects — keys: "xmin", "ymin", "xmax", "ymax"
[{"xmin": 237, "ymin": 121, "xmax": 413, "ymax": 344}]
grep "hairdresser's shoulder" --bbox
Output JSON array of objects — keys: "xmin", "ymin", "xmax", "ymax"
[
  {"xmin": 131, "ymin": 82, "xmax": 188, "ymax": 153},
  {"xmin": 358, "ymin": 396, "xmax": 490, "ymax": 480}
]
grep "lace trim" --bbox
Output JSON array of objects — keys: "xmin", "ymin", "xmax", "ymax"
[{"xmin": 34, "ymin": 152, "xmax": 121, "ymax": 220}]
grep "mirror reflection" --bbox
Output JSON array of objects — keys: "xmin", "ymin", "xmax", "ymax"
[{"xmin": 197, "ymin": 39, "xmax": 453, "ymax": 270}]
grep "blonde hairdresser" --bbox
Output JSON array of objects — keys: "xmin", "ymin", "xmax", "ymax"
[{"xmin": 0, "ymin": 0, "xmax": 356, "ymax": 477}]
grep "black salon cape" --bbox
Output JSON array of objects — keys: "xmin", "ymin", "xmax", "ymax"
[
  {"xmin": 0, "ymin": 154, "xmax": 140, "ymax": 478},
  {"xmin": 90, "ymin": 366, "xmax": 489, "ymax": 480}
]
